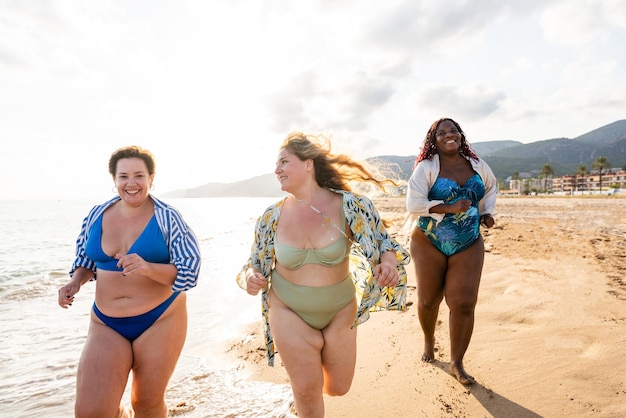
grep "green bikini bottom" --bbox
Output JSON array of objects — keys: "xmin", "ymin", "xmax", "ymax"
[{"xmin": 271, "ymin": 270, "xmax": 355, "ymax": 330}]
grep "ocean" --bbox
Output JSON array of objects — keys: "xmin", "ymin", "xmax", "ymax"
[{"xmin": 0, "ymin": 197, "xmax": 295, "ymax": 418}]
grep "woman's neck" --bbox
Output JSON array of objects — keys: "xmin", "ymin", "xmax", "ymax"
[
  {"xmin": 438, "ymin": 151, "xmax": 465, "ymax": 164},
  {"xmin": 291, "ymin": 183, "xmax": 325, "ymax": 203}
]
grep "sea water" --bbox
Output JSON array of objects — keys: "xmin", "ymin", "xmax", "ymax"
[{"xmin": 0, "ymin": 197, "xmax": 294, "ymax": 418}]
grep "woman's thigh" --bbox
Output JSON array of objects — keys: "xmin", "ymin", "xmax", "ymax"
[
  {"xmin": 445, "ymin": 236, "xmax": 485, "ymax": 305},
  {"xmin": 76, "ymin": 317, "xmax": 133, "ymax": 415},
  {"xmin": 131, "ymin": 293, "xmax": 188, "ymax": 400},
  {"xmin": 411, "ymin": 228, "xmax": 448, "ymax": 303},
  {"xmin": 268, "ymin": 290, "xmax": 325, "ymax": 388},
  {"xmin": 320, "ymin": 297, "xmax": 358, "ymax": 392}
]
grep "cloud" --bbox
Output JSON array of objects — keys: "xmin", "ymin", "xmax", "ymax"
[
  {"xmin": 416, "ymin": 84, "xmax": 506, "ymax": 120},
  {"xmin": 337, "ymin": 75, "xmax": 395, "ymax": 131},
  {"xmin": 540, "ymin": 0, "xmax": 626, "ymax": 46},
  {"xmin": 1, "ymin": 0, "xmax": 624, "ymax": 199},
  {"xmin": 360, "ymin": 0, "xmax": 517, "ymax": 53},
  {"xmin": 266, "ymin": 70, "xmax": 320, "ymax": 133},
  {"xmin": 266, "ymin": 68, "xmax": 396, "ymax": 134}
]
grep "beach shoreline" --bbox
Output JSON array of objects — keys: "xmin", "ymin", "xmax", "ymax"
[{"xmin": 227, "ymin": 196, "xmax": 626, "ymax": 417}]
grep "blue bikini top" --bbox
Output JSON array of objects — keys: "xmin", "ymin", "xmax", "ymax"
[{"xmin": 85, "ymin": 214, "xmax": 170, "ymax": 271}]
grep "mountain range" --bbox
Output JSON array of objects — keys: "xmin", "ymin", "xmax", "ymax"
[{"xmin": 163, "ymin": 119, "xmax": 626, "ymax": 198}]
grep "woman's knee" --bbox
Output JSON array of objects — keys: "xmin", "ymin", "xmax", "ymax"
[
  {"xmin": 419, "ymin": 291, "xmax": 444, "ymax": 311},
  {"xmin": 446, "ymin": 297, "xmax": 477, "ymax": 315},
  {"xmin": 131, "ymin": 392, "xmax": 166, "ymax": 416},
  {"xmin": 324, "ymin": 379, "xmax": 352, "ymax": 397},
  {"xmin": 292, "ymin": 378, "xmax": 324, "ymax": 402},
  {"xmin": 75, "ymin": 401, "xmax": 122, "ymax": 418}
]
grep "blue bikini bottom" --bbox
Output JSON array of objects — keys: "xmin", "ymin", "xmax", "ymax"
[{"xmin": 93, "ymin": 292, "xmax": 180, "ymax": 341}]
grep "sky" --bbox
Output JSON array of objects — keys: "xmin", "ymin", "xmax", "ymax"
[{"xmin": 1, "ymin": 0, "xmax": 625, "ymax": 200}]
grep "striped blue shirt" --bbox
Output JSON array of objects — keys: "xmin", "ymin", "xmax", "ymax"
[{"xmin": 70, "ymin": 195, "xmax": 201, "ymax": 291}]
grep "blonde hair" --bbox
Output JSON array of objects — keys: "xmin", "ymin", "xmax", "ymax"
[{"xmin": 280, "ymin": 132, "xmax": 397, "ymax": 193}]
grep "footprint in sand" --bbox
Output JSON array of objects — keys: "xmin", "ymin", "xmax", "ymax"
[{"xmin": 580, "ymin": 342, "xmax": 601, "ymax": 358}]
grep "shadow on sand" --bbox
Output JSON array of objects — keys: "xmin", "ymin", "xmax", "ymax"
[{"xmin": 433, "ymin": 361, "xmax": 544, "ymax": 418}]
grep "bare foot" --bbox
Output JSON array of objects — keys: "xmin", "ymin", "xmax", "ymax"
[
  {"xmin": 422, "ymin": 339, "xmax": 435, "ymax": 363},
  {"xmin": 449, "ymin": 362, "xmax": 475, "ymax": 386}
]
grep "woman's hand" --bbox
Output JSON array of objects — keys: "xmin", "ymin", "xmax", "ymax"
[
  {"xmin": 57, "ymin": 268, "xmax": 91, "ymax": 308},
  {"xmin": 116, "ymin": 253, "xmax": 150, "ymax": 277},
  {"xmin": 246, "ymin": 271, "xmax": 267, "ymax": 296},
  {"xmin": 58, "ymin": 280, "xmax": 79, "ymax": 308},
  {"xmin": 480, "ymin": 214, "xmax": 495, "ymax": 228},
  {"xmin": 374, "ymin": 251, "xmax": 399, "ymax": 288},
  {"xmin": 116, "ymin": 253, "xmax": 179, "ymax": 286},
  {"xmin": 450, "ymin": 199, "xmax": 471, "ymax": 213}
]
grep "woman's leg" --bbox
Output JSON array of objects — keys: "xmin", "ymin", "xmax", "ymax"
[
  {"xmin": 130, "ymin": 292, "xmax": 188, "ymax": 417},
  {"xmin": 445, "ymin": 236, "xmax": 484, "ymax": 385},
  {"xmin": 269, "ymin": 290, "xmax": 326, "ymax": 418},
  {"xmin": 410, "ymin": 228, "xmax": 447, "ymax": 362},
  {"xmin": 320, "ymin": 297, "xmax": 358, "ymax": 396},
  {"xmin": 75, "ymin": 315, "xmax": 134, "ymax": 418}
]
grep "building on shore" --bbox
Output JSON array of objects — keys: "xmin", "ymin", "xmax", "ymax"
[{"xmin": 508, "ymin": 168, "xmax": 626, "ymax": 194}]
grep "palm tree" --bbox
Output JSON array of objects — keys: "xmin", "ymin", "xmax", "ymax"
[
  {"xmin": 576, "ymin": 165, "xmax": 588, "ymax": 192},
  {"xmin": 592, "ymin": 157, "xmax": 611, "ymax": 192},
  {"xmin": 539, "ymin": 164, "xmax": 554, "ymax": 192}
]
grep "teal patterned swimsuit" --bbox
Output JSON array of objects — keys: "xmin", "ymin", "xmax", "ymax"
[{"xmin": 417, "ymin": 173, "xmax": 485, "ymax": 256}]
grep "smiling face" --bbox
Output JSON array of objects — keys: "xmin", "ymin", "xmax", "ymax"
[
  {"xmin": 434, "ymin": 120, "xmax": 463, "ymax": 155},
  {"xmin": 274, "ymin": 149, "xmax": 310, "ymax": 193},
  {"xmin": 113, "ymin": 157, "xmax": 154, "ymax": 204}
]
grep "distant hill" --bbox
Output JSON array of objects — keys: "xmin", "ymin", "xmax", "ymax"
[
  {"xmin": 163, "ymin": 174, "xmax": 286, "ymax": 198},
  {"xmin": 573, "ymin": 119, "xmax": 626, "ymax": 145},
  {"xmin": 163, "ymin": 120, "xmax": 626, "ymax": 197},
  {"xmin": 470, "ymin": 140, "xmax": 522, "ymax": 157},
  {"xmin": 482, "ymin": 119, "xmax": 626, "ymax": 178}
]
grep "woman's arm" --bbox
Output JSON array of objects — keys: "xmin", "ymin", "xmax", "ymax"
[
  {"xmin": 58, "ymin": 266, "xmax": 95, "ymax": 308},
  {"xmin": 406, "ymin": 160, "xmax": 446, "ymax": 222},
  {"xmin": 154, "ymin": 203, "xmax": 202, "ymax": 291}
]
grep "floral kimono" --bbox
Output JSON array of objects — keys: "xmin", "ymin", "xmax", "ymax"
[{"xmin": 237, "ymin": 189, "xmax": 410, "ymax": 366}]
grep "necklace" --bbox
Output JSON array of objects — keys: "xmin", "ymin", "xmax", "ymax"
[{"xmin": 295, "ymin": 198, "xmax": 349, "ymax": 241}]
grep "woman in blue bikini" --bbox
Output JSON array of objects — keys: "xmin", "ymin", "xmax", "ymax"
[
  {"xmin": 57, "ymin": 146, "xmax": 201, "ymax": 417},
  {"xmin": 406, "ymin": 118, "xmax": 496, "ymax": 386}
]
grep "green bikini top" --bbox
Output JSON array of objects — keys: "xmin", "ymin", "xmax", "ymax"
[
  {"xmin": 275, "ymin": 237, "xmax": 351, "ymax": 270},
  {"xmin": 275, "ymin": 207, "xmax": 351, "ymax": 270}
]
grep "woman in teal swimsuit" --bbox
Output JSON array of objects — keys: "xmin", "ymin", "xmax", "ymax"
[
  {"xmin": 57, "ymin": 146, "xmax": 201, "ymax": 417},
  {"xmin": 239, "ymin": 132, "xmax": 410, "ymax": 417},
  {"xmin": 406, "ymin": 118, "xmax": 496, "ymax": 386}
]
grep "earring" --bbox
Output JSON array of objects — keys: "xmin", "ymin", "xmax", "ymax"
[{"xmin": 112, "ymin": 186, "xmax": 117, "ymax": 193}]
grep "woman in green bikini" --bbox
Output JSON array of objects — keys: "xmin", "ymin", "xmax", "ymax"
[{"xmin": 238, "ymin": 132, "xmax": 410, "ymax": 418}]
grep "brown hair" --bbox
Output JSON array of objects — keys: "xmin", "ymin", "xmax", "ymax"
[
  {"xmin": 108, "ymin": 146, "xmax": 156, "ymax": 177},
  {"xmin": 415, "ymin": 118, "xmax": 479, "ymax": 167},
  {"xmin": 280, "ymin": 132, "xmax": 397, "ymax": 193}
]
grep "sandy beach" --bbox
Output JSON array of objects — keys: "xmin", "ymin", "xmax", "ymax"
[{"xmin": 228, "ymin": 196, "xmax": 626, "ymax": 418}]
